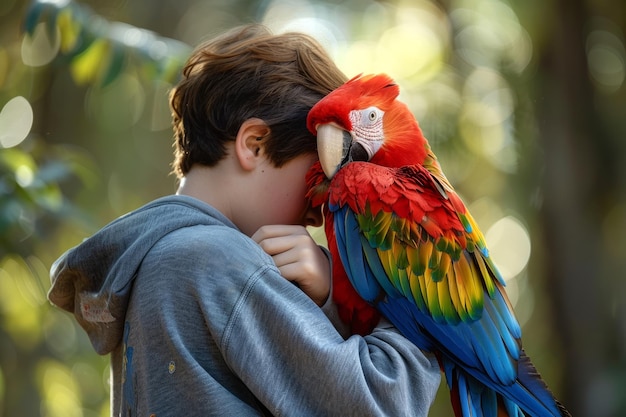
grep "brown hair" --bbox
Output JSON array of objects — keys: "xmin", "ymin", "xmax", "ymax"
[{"xmin": 169, "ymin": 24, "xmax": 347, "ymax": 178}]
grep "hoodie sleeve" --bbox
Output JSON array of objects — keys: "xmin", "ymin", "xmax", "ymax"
[{"xmin": 196, "ymin": 232, "xmax": 441, "ymax": 416}]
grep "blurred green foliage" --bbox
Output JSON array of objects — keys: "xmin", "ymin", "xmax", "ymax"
[{"xmin": 1, "ymin": 0, "xmax": 625, "ymax": 416}]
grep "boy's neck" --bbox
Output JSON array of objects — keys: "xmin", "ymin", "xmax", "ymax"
[{"xmin": 176, "ymin": 163, "xmax": 236, "ymax": 221}]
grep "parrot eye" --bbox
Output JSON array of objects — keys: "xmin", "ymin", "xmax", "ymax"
[{"xmin": 360, "ymin": 106, "xmax": 382, "ymax": 126}]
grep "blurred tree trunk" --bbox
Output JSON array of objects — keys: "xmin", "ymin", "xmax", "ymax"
[{"xmin": 535, "ymin": 0, "xmax": 623, "ymax": 415}]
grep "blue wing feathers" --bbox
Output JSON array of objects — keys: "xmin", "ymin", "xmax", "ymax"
[
  {"xmin": 492, "ymin": 290, "xmax": 522, "ymax": 339},
  {"xmin": 337, "ymin": 208, "xmax": 377, "ymax": 301},
  {"xmin": 484, "ymin": 293, "xmax": 521, "ymax": 360},
  {"xmin": 337, "ymin": 207, "xmax": 404, "ymax": 301}
]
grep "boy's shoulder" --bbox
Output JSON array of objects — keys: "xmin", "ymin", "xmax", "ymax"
[
  {"xmin": 157, "ymin": 223, "xmax": 254, "ymax": 254},
  {"xmin": 148, "ymin": 222, "xmax": 273, "ymax": 275}
]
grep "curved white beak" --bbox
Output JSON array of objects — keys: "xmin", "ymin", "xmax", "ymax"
[{"xmin": 316, "ymin": 123, "xmax": 352, "ymax": 179}]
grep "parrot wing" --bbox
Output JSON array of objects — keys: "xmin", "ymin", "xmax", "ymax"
[
  {"xmin": 329, "ymin": 161, "xmax": 521, "ymax": 373},
  {"xmin": 328, "ymin": 160, "xmax": 569, "ymax": 416}
]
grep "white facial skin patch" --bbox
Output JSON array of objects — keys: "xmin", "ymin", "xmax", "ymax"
[{"xmin": 349, "ymin": 106, "xmax": 384, "ymax": 160}]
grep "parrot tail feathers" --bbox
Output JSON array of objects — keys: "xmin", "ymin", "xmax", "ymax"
[
  {"xmin": 514, "ymin": 349, "xmax": 572, "ymax": 417},
  {"xmin": 446, "ymin": 349, "xmax": 571, "ymax": 417},
  {"xmin": 445, "ymin": 360, "xmax": 524, "ymax": 417}
]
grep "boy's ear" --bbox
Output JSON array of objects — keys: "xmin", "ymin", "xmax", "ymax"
[{"xmin": 235, "ymin": 118, "xmax": 271, "ymax": 171}]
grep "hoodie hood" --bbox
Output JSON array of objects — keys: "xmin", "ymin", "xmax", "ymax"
[{"xmin": 49, "ymin": 195, "xmax": 237, "ymax": 354}]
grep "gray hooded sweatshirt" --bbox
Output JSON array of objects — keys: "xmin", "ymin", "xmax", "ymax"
[{"xmin": 49, "ymin": 195, "xmax": 440, "ymax": 416}]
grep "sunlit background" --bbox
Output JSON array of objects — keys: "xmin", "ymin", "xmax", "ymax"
[{"xmin": 1, "ymin": 0, "xmax": 625, "ymax": 416}]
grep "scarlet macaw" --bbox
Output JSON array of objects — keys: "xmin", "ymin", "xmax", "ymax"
[{"xmin": 306, "ymin": 74, "xmax": 570, "ymax": 417}]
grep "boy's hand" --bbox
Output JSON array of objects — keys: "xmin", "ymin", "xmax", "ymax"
[{"xmin": 252, "ymin": 225, "xmax": 330, "ymax": 306}]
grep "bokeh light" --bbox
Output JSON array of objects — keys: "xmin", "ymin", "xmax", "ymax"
[
  {"xmin": 0, "ymin": 96, "xmax": 34, "ymax": 148},
  {"xmin": 451, "ymin": 0, "xmax": 532, "ymax": 72},
  {"xmin": 586, "ymin": 27, "xmax": 626, "ymax": 94},
  {"xmin": 0, "ymin": 256, "xmax": 44, "ymax": 349},
  {"xmin": 36, "ymin": 359, "xmax": 83, "ymax": 417},
  {"xmin": 21, "ymin": 22, "xmax": 61, "ymax": 67},
  {"xmin": 485, "ymin": 215, "xmax": 531, "ymax": 281},
  {"xmin": 459, "ymin": 67, "xmax": 517, "ymax": 172}
]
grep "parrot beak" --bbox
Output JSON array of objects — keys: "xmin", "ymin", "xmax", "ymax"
[{"xmin": 316, "ymin": 123, "xmax": 352, "ymax": 179}]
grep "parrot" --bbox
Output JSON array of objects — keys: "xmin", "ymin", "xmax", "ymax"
[{"xmin": 305, "ymin": 73, "xmax": 571, "ymax": 417}]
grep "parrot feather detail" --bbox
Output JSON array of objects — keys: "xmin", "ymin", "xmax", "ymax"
[{"xmin": 305, "ymin": 74, "xmax": 570, "ymax": 417}]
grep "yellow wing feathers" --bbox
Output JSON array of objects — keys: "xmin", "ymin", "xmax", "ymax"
[{"xmin": 357, "ymin": 204, "xmax": 497, "ymax": 325}]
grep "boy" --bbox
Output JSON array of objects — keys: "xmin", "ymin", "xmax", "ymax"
[{"xmin": 49, "ymin": 24, "xmax": 441, "ymax": 416}]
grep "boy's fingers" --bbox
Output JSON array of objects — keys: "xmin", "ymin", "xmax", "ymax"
[
  {"xmin": 268, "ymin": 249, "xmax": 299, "ymax": 268},
  {"xmin": 255, "ymin": 233, "xmax": 312, "ymax": 257},
  {"xmin": 256, "ymin": 236, "xmax": 291, "ymax": 256},
  {"xmin": 251, "ymin": 224, "xmax": 307, "ymax": 243}
]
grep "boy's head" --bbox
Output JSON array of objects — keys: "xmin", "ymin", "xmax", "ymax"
[{"xmin": 169, "ymin": 24, "xmax": 347, "ymax": 179}]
